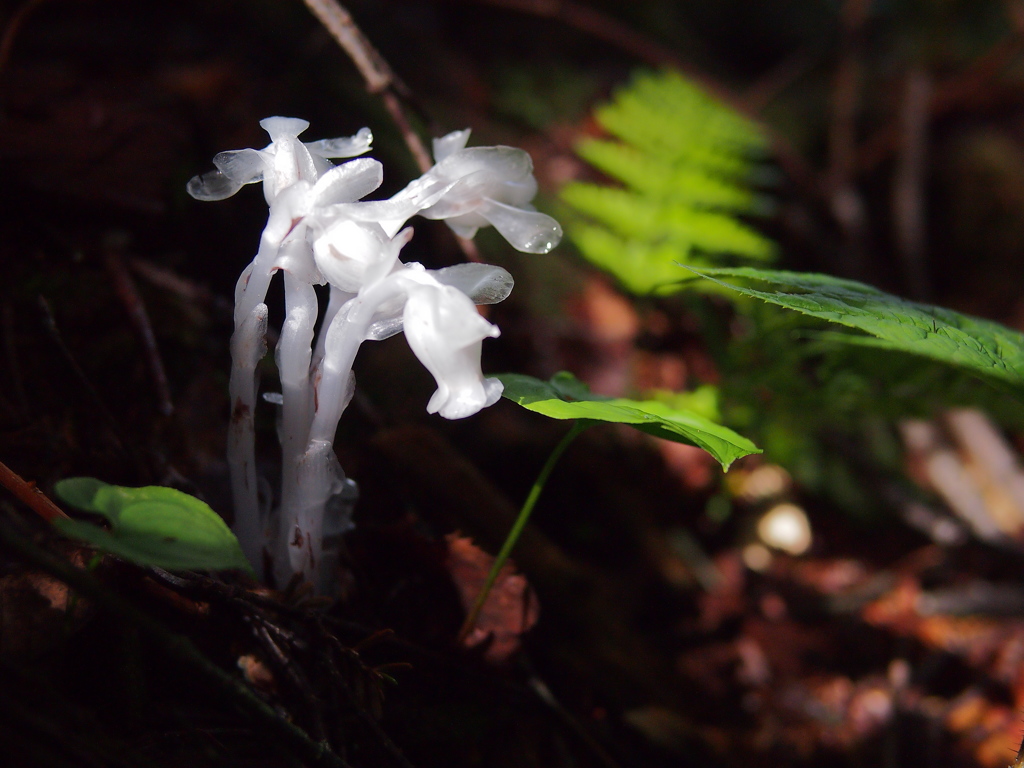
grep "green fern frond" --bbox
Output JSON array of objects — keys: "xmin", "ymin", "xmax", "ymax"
[
  {"xmin": 562, "ymin": 70, "xmax": 776, "ymax": 294},
  {"xmin": 595, "ymin": 72, "xmax": 767, "ymax": 165},
  {"xmin": 575, "ymin": 140, "xmax": 755, "ymax": 209}
]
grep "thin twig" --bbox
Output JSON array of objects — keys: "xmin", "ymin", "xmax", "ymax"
[
  {"xmin": 301, "ymin": 0, "xmax": 395, "ymax": 93},
  {"xmin": 0, "ymin": 0, "xmax": 48, "ymax": 80},
  {"xmin": 144, "ymin": 567, "xmax": 536, "ymax": 702},
  {"xmin": 249, "ymin": 617, "xmax": 328, "ymax": 743},
  {"xmin": 0, "ymin": 459, "xmax": 68, "ymax": 522},
  {"xmin": 824, "ymin": 0, "xmax": 870, "ymax": 256},
  {"xmin": 301, "ymin": 0, "xmax": 432, "ymax": 172},
  {"xmin": 826, "ymin": 0, "xmax": 870, "ymax": 192},
  {"xmin": 470, "ymin": 0, "xmax": 685, "ymax": 70},
  {"xmin": 741, "ymin": 46, "xmax": 821, "ymax": 114},
  {"xmin": 148, "ymin": 566, "xmax": 417, "ymax": 768},
  {"xmin": 378, "ymin": 90, "xmax": 433, "ymax": 173},
  {"xmin": 527, "ymin": 675, "xmax": 623, "ymax": 768},
  {"xmin": 857, "ymin": 14, "xmax": 1024, "ymax": 175},
  {"xmin": 891, "ymin": 68, "xmax": 932, "ymax": 299},
  {"xmin": 129, "ymin": 257, "xmax": 235, "ymax": 328},
  {"xmin": 321, "ymin": 631, "xmax": 419, "ymax": 768},
  {"xmin": 103, "ymin": 236, "xmax": 174, "ymax": 417},
  {"xmin": 301, "ymin": 0, "xmax": 484, "ymax": 263},
  {"xmin": 0, "ymin": 516, "xmax": 352, "ymax": 768}
]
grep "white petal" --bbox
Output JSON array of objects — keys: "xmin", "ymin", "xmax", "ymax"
[
  {"xmin": 366, "ymin": 314, "xmax": 405, "ymax": 341},
  {"xmin": 272, "ymin": 238, "xmax": 322, "ymax": 285},
  {"xmin": 433, "ymin": 129, "xmax": 471, "ymax": 162},
  {"xmin": 260, "ymin": 116, "xmax": 310, "ymax": 140},
  {"xmin": 364, "ymin": 226, "xmax": 413, "ymax": 288},
  {"xmin": 262, "ymin": 181, "xmax": 312, "ymax": 242},
  {"xmin": 434, "ymin": 146, "xmax": 533, "ymax": 184},
  {"xmin": 315, "ymin": 175, "xmax": 456, "ymax": 238},
  {"xmin": 445, "ymin": 219, "xmax": 480, "ymax": 239},
  {"xmin": 417, "ymin": 171, "xmax": 496, "ymax": 219},
  {"xmin": 310, "ymin": 158, "xmax": 384, "ymax": 206},
  {"xmin": 310, "ymin": 153, "xmax": 336, "ymax": 178},
  {"xmin": 431, "ymin": 263, "xmax": 513, "ymax": 304},
  {"xmin": 306, "ymin": 127, "xmax": 373, "ymax": 158},
  {"xmin": 369, "ymin": 176, "xmax": 460, "ymax": 235},
  {"xmin": 490, "ymin": 173, "xmax": 538, "ymax": 208},
  {"xmin": 213, "ymin": 148, "xmax": 266, "ymax": 183},
  {"xmin": 187, "ymin": 170, "xmax": 245, "ymax": 201},
  {"xmin": 478, "ymin": 199, "xmax": 563, "ymax": 253},
  {"xmin": 263, "ymin": 134, "xmax": 318, "ymax": 203}
]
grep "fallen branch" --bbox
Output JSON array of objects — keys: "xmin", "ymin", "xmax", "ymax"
[{"xmin": 0, "ymin": 459, "xmax": 68, "ymax": 522}]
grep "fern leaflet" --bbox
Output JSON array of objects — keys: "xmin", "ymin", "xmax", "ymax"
[{"xmin": 562, "ymin": 70, "xmax": 775, "ymax": 293}]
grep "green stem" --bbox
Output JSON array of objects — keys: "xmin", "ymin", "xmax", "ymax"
[{"xmin": 458, "ymin": 420, "xmax": 590, "ymax": 642}]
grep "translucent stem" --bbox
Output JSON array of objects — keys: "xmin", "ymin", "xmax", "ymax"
[
  {"xmin": 286, "ymin": 275, "xmax": 404, "ymax": 586},
  {"xmin": 312, "ymin": 285, "xmax": 355, "ymax": 369},
  {"xmin": 457, "ymin": 420, "xmax": 590, "ymax": 642},
  {"xmin": 309, "ymin": 277, "xmax": 403, "ymax": 443},
  {"xmin": 226, "ymin": 214, "xmax": 294, "ymax": 578},
  {"xmin": 234, "ymin": 229, "xmax": 282, "ymax": 325},
  {"xmin": 276, "ymin": 271, "xmax": 317, "ymax": 523},
  {"xmin": 228, "ymin": 303, "xmax": 269, "ymax": 576}
]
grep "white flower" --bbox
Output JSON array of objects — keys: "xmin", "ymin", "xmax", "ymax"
[
  {"xmin": 400, "ymin": 270, "xmax": 503, "ymax": 419},
  {"xmin": 187, "ymin": 117, "xmax": 373, "ymax": 205},
  {"xmin": 411, "ymin": 130, "xmax": 563, "ymax": 254},
  {"xmin": 312, "ymin": 220, "xmax": 409, "ymax": 294}
]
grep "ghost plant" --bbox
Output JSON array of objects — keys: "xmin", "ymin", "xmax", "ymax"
[{"xmin": 188, "ymin": 117, "xmax": 561, "ymax": 591}]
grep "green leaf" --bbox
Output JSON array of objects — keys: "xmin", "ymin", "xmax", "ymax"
[
  {"xmin": 686, "ymin": 266, "xmax": 1024, "ymax": 395},
  {"xmin": 52, "ymin": 478, "xmax": 110, "ymax": 518},
  {"xmin": 53, "ymin": 478, "xmax": 252, "ymax": 573},
  {"xmin": 496, "ymin": 372, "xmax": 760, "ymax": 470}
]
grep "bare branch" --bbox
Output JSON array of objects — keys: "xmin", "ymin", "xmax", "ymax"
[{"xmin": 300, "ymin": 0, "xmax": 433, "ymax": 172}]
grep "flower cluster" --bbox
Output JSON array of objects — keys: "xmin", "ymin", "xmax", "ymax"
[{"xmin": 189, "ymin": 117, "xmax": 561, "ymax": 589}]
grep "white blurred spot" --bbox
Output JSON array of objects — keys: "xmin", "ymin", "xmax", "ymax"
[{"xmin": 757, "ymin": 503, "xmax": 812, "ymax": 555}]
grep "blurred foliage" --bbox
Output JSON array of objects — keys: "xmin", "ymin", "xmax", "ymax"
[
  {"xmin": 491, "ymin": 63, "xmax": 602, "ymax": 131},
  {"xmin": 563, "ymin": 68, "xmax": 1024, "ymax": 516},
  {"xmin": 710, "ymin": 300, "xmax": 1024, "ymax": 512}
]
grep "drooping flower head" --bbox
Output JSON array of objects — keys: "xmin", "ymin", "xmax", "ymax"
[
  {"xmin": 187, "ymin": 117, "xmax": 373, "ymax": 205},
  {"xmin": 411, "ymin": 130, "xmax": 563, "ymax": 254},
  {"xmin": 399, "ymin": 266, "xmax": 504, "ymax": 419}
]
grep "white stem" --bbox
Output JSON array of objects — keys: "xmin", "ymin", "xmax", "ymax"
[
  {"xmin": 310, "ymin": 276, "xmax": 402, "ymax": 443},
  {"xmin": 227, "ymin": 220, "xmax": 284, "ymax": 579},
  {"xmin": 284, "ymin": 274, "xmax": 405, "ymax": 586},
  {"xmin": 280, "ymin": 439, "xmax": 347, "ymax": 589},
  {"xmin": 228, "ymin": 213, "xmax": 311, "ymax": 577},
  {"xmin": 234, "ymin": 228, "xmax": 282, "ymax": 326},
  {"xmin": 312, "ymin": 284, "xmax": 355, "ymax": 369},
  {"xmin": 228, "ymin": 303, "xmax": 269, "ymax": 577},
  {"xmin": 277, "ymin": 272, "xmax": 318, "ymax": 506}
]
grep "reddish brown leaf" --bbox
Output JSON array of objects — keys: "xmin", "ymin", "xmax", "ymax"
[{"xmin": 443, "ymin": 533, "xmax": 539, "ymax": 663}]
